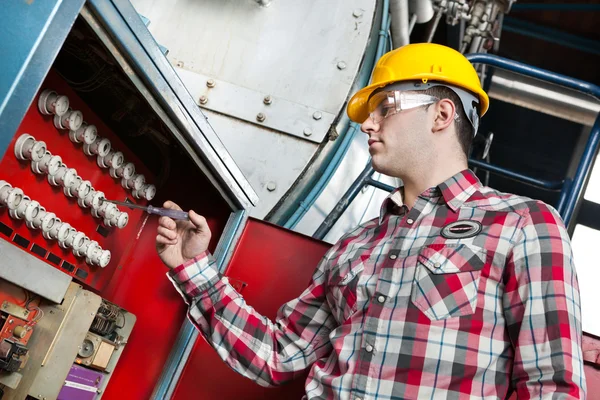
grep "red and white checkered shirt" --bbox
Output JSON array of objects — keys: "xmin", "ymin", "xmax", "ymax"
[{"xmin": 169, "ymin": 169, "xmax": 586, "ymax": 399}]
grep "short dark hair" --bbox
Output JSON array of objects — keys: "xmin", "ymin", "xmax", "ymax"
[{"xmin": 421, "ymin": 86, "xmax": 473, "ymax": 157}]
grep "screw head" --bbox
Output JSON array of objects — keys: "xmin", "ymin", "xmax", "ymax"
[
  {"xmin": 337, "ymin": 61, "xmax": 347, "ymax": 70},
  {"xmin": 206, "ymin": 79, "xmax": 216, "ymax": 88},
  {"xmin": 256, "ymin": 113, "xmax": 266, "ymax": 122},
  {"xmin": 199, "ymin": 96, "xmax": 208, "ymax": 105},
  {"xmin": 313, "ymin": 111, "xmax": 322, "ymax": 120},
  {"xmin": 353, "ymin": 9, "xmax": 363, "ymax": 18},
  {"xmin": 303, "ymin": 127, "xmax": 313, "ymax": 137},
  {"xmin": 176, "ymin": 61, "xmax": 184, "ymax": 68},
  {"xmin": 263, "ymin": 95, "xmax": 272, "ymax": 105},
  {"xmin": 266, "ymin": 182, "xmax": 277, "ymax": 192}
]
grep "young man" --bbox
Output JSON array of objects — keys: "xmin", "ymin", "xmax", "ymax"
[{"xmin": 157, "ymin": 43, "xmax": 586, "ymax": 399}]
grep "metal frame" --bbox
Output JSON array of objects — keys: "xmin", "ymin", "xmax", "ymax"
[
  {"xmin": 314, "ymin": 54, "xmax": 600, "ymax": 239},
  {"xmin": 502, "ymin": 16, "xmax": 600, "ymax": 56},
  {"xmin": 0, "ymin": 0, "xmax": 85, "ymax": 158},
  {"xmin": 151, "ymin": 210, "xmax": 248, "ymax": 399},
  {"xmin": 87, "ymin": 0, "xmax": 258, "ymax": 210}
]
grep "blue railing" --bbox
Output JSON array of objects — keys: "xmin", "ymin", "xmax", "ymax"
[{"xmin": 466, "ymin": 54, "xmax": 600, "ymax": 226}]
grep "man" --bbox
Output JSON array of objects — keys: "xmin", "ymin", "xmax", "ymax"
[{"xmin": 156, "ymin": 43, "xmax": 586, "ymax": 399}]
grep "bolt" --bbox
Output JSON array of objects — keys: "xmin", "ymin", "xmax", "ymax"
[
  {"xmin": 313, "ymin": 111, "xmax": 322, "ymax": 120},
  {"xmin": 256, "ymin": 113, "xmax": 266, "ymax": 122},
  {"xmin": 263, "ymin": 95, "xmax": 272, "ymax": 105},
  {"xmin": 199, "ymin": 96, "xmax": 208, "ymax": 105},
  {"xmin": 303, "ymin": 127, "xmax": 313, "ymax": 137},
  {"xmin": 8, "ymin": 319, "xmax": 13, "ymax": 324},
  {"xmin": 337, "ymin": 61, "xmax": 347, "ymax": 70},
  {"xmin": 353, "ymin": 9, "xmax": 363, "ymax": 18},
  {"xmin": 206, "ymin": 79, "xmax": 216, "ymax": 88},
  {"xmin": 266, "ymin": 182, "xmax": 277, "ymax": 192},
  {"xmin": 176, "ymin": 61, "xmax": 184, "ymax": 68}
]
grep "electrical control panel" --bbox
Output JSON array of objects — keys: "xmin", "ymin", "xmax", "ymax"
[
  {"xmin": 0, "ymin": 3, "xmax": 257, "ymax": 398},
  {"xmin": 0, "ymin": 71, "xmax": 155, "ymax": 290}
]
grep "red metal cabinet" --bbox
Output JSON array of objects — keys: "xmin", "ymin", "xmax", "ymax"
[{"xmin": 171, "ymin": 218, "xmax": 331, "ymax": 400}]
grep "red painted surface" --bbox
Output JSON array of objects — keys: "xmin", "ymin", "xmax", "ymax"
[
  {"xmin": 3, "ymin": 71, "xmax": 153, "ymax": 291},
  {"xmin": 2, "ymin": 69, "xmax": 233, "ymax": 399},
  {"xmin": 100, "ymin": 144, "xmax": 232, "ymax": 399},
  {"xmin": 172, "ymin": 218, "xmax": 331, "ymax": 400}
]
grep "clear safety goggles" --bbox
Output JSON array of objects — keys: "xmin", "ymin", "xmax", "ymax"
[{"xmin": 367, "ymin": 91, "xmax": 439, "ymax": 124}]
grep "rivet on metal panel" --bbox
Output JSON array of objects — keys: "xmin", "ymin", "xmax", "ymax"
[
  {"xmin": 313, "ymin": 111, "xmax": 322, "ymax": 120},
  {"xmin": 256, "ymin": 113, "xmax": 266, "ymax": 122},
  {"xmin": 267, "ymin": 182, "xmax": 277, "ymax": 192},
  {"xmin": 337, "ymin": 61, "xmax": 347, "ymax": 70},
  {"xmin": 303, "ymin": 128, "xmax": 313, "ymax": 137},
  {"xmin": 263, "ymin": 95, "xmax": 272, "ymax": 105},
  {"xmin": 206, "ymin": 79, "xmax": 216, "ymax": 88},
  {"xmin": 8, "ymin": 319, "xmax": 13, "ymax": 324},
  {"xmin": 199, "ymin": 96, "xmax": 208, "ymax": 105},
  {"xmin": 353, "ymin": 9, "xmax": 364, "ymax": 18}
]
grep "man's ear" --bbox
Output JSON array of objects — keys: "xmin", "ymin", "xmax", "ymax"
[{"xmin": 432, "ymin": 99, "xmax": 456, "ymax": 133}]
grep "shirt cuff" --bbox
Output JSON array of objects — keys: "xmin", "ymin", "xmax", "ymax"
[{"xmin": 167, "ymin": 251, "xmax": 221, "ymax": 300}]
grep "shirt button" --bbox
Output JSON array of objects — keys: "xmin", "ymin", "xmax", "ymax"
[
  {"xmin": 377, "ymin": 295, "xmax": 386, "ymax": 303},
  {"xmin": 407, "ymin": 218, "xmax": 414, "ymax": 225},
  {"xmin": 365, "ymin": 344, "xmax": 374, "ymax": 353},
  {"xmin": 389, "ymin": 253, "xmax": 397, "ymax": 260}
]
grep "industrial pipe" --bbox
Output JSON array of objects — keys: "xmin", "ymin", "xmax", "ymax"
[
  {"xmin": 489, "ymin": 69, "xmax": 600, "ymax": 127},
  {"xmin": 390, "ymin": 0, "xmax": 410, "ymax": 48}
]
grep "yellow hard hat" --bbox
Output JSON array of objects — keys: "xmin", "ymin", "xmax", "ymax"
[{"xmin": 347, "ymin": 43, "xmax": 489, "ymax": 124}]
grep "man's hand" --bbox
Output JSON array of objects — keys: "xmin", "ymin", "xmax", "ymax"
[{"xmin": 156, "ymin": 201, "xmax": 211, "ymax": 269}]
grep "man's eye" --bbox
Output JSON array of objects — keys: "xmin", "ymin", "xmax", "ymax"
[{"xmin": 382, "ymin": 106, "xmax": 395, "ymax": 116}]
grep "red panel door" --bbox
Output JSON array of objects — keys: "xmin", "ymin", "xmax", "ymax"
[{"xmin": 172, "ymin": 218, "xmax": 331, "ymax": 400}]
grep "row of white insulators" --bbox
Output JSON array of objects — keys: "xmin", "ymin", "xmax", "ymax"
[
  {"xmin": 15, "ymin": 134, "xmax": 128, "ymax": 229},
  {"xmin": 38, "ymin": 89, "xmax": 156, "ymax": 201},
  {"xmin": 0, "ymin": 181, "xmax": 111, "ymax": 268}
]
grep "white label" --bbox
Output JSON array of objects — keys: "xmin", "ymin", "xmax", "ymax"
[{"xmin": 64, "ymin": 380, "xmax": 98, "ymax": 393}]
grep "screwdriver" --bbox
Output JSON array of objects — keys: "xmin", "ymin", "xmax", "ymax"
[{"xmin": 104, "ymin": 199, "xmax": 190, "ymax": 221}]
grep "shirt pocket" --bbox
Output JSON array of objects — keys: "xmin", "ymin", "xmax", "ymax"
[
  {"xmin": 411, "ymin": 244, "xmax": 487, "ymax": 321},
  {"xmin": 327, "ymin": 264, "xmax": 365, "ymax": 324}
]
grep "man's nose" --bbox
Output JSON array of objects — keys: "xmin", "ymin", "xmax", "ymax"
[{"xmin": 361, "ymin": 117, "xmax": 379, "ymax": 134}]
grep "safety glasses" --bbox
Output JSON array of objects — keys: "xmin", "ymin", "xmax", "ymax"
[{"xmin": 367, "ymin": 91, "xmax": 439, "ymax": 124}]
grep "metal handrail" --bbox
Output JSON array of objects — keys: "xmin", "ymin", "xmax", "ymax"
[{"xmin": 467, "ymin": 53, "xmax": 600, "ymax": 226}]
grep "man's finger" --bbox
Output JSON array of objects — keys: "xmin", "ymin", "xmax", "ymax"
[
  {"xmin": 189, "ymin": 210, "xmax": 208, "ymax": 231},
  {"xmin": 157, "ymin": 226, "xmax": 177, "ymax": 241},
  {"xmin": 156, "ymin": 234, "xmax": 178, "ymax": 245},
  {"xmin": 163, "ymin": 200, "xmax": 183, "ymax": 211},
  {"xmin": 158, "ymin": 216, "xmax": 176, "ymax": 230}
]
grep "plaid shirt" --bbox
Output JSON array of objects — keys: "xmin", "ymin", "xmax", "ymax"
[{"xmin": 169, "ymin": 169, "xmax": 586, "ymax": 399}]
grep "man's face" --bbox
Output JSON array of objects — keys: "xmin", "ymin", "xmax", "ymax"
[{"xmin": 360, "ymin": 96, "xmax": 434, "ymax": 178}]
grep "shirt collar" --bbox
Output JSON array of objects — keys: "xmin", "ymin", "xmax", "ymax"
[
  {"xmin": 379, "ymin": 169, "xmax": 481, "ymax": 223},
  {"xmin": 438, "ymin": 169, "xmax": 481, "ymax": 212}
]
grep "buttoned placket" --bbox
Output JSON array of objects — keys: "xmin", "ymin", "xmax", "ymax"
[{"xmin": 350, "ymin": 195, "xmax": 441, "ymax": 398}]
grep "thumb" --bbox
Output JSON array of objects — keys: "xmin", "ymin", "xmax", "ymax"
[{"xmin": 188, "ymin": 210, "xmax": 208, "ymax": 232}]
